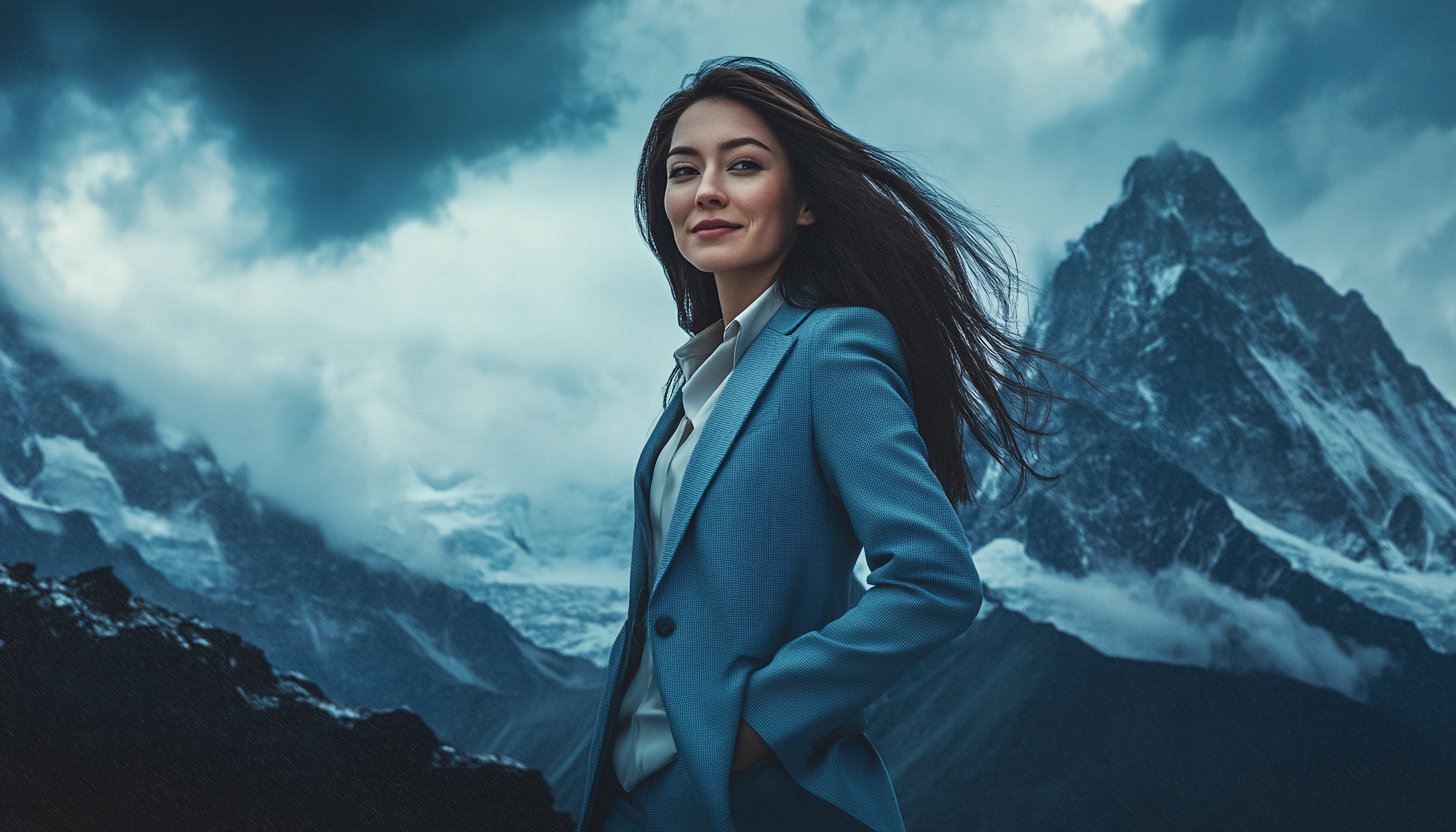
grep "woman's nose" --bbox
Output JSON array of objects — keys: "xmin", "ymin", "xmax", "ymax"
[{"xmin": 696, "ymin": 172, "xmax": 727, "ymax": 208}]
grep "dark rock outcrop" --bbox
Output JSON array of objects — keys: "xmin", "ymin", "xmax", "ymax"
[{"xmin": 0, "ymin": 562, "xmax": 573, "ymax": 831}]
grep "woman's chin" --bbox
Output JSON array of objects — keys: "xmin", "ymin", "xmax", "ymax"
[{"xmin": 686, "ymin": 254, "xmax": 774, "ymax": 280}]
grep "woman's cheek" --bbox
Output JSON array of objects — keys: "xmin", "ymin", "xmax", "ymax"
[{"xmin": 664, "ymin": 191, "xmax": 689, "ymax": 230}]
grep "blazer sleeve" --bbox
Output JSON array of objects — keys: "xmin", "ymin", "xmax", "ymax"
[{"xmin": 739, "ymin": 306, "xmax": 982, "ymax": 776}]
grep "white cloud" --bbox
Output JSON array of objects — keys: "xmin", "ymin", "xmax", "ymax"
[{"xmin": 973, "ymin": 538, "xmax": 1392, "ymax": 699}]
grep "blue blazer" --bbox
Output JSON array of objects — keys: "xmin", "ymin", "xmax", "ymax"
[{"xmin": 578, "ymin": 304, "xmax": 982, "ymax": 832}]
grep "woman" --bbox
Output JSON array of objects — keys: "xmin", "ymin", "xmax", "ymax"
[{"xmin": 581, "ymin": 57, "xmax": 1057, "ymax": 832}]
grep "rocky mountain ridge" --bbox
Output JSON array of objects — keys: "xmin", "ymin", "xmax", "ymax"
[
  {"xmin": 867, "ymin": 603, "xmax": 1456, "ymax": 832},
  {"xmin": 0, "ymin": 561, "xmax": 572, "ymax": 831}
]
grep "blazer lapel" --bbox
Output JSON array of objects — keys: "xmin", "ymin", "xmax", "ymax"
[
  {"xmin": 652, "ymin": 305, "xmax": 810, "ymax": 598},
  {"xmin": 633, "ymin": 392, "xmax": 684, "ymax": 599}
]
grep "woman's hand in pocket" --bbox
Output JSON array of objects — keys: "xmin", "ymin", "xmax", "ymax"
[{"xmin": 731, "ymin": 718, "xmax": 770, "ymax": 771}]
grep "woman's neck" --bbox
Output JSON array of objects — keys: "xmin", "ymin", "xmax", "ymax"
[{"xmin": 714, "ymin": 266, "xmax": 779, "ymax": 326}]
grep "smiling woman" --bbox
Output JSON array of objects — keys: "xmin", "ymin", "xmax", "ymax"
[{"xmin": 578, "ymin": 57, "xmax": 1064, "ymax": 832}]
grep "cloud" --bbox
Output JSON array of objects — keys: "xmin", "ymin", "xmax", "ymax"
[
  {"xmin": 1136, "ymin": 0, "xmax": 1456, "ymax": 131},
  {"xmin": 0, "ymin": 0, "xmax": 611, "ymax": 245},
  {"xmin": 0, "ymin": 88, "xmax": 678, "ymax": 559},
  {"xmin": 973, "ymin": 538, "xmax": 1392, "ymax": 699},
  {"xmin": 0, "ymin": 0, "xmax": 1450, "ymax": 585}
]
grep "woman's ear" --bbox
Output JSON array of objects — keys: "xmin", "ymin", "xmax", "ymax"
[{"xmin": 797, "ymin": 200, "xmax": 816, "ymax": 226}]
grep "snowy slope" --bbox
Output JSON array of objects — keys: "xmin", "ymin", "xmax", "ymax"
[{"xmin": 385, "ymin": 471, "xmax": 632, "ymax": 665}]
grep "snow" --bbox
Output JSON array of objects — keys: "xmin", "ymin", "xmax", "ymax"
[
  {"xmin": 155, "ymin": 424, "xmax": 191, "ymax": 451},
  {"xmin": 1150, "ymin": 263, "xmax": 1183, "ymax": 300},
  {"xmin": 477, "ymin": 582, "xmax": 626, "ymax": 667},
  {"xmin": 60, "ymin": 396, "xmax": 99, "ymax": 438},
  {"xmin": 1274, "ymin": 295, "xmax": 1316, "ymax": 343},
  {"xmin": 310, "ymin": 699, "xmax": 365, "ymax": 721},
  {"xmin": 1136, "ymin": 378, "xmax": 1157, "ymax": 412},
  {"xmin": 0, "ymin": 435, "xmax": 236, "ymax": 596},
  {"xmin": 236, "ymin": 686, "xmax": 281, "ymax": 711},
  {"xmin": 0, "ymin": 348, "xmax": 26, "ymax": 402},
  {"xmin": 386, "ymin": 471, "xmax": 631, "ymax": 589},
  {"xmin": 1228, "ymin": 499, "xmax": 1456, "ymax": 653},
  {"xmin": 1245, "ymin": 345, "xmax": 1456, "ymax": 552},
  {"xmin": 972, "ymin": 538, "xmax": 1392, "ymax": 699},
  {"xmin": 356, "ymin": 472, "xmax": 639, "ymax": 664}
]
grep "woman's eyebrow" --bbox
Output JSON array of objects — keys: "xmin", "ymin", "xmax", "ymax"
[{"xmin": 666, "ymin": 136, "xmax": 773, "ymax": 158}]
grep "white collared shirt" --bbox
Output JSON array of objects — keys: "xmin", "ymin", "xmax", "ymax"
[{"xmin": 612, "ymin": 282, "xmax": 787, "ymax": 792}]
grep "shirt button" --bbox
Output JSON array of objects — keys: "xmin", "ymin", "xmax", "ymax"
[{"xmin": 654, "ymin": 616, "xmax": 676, "ymax": 637}]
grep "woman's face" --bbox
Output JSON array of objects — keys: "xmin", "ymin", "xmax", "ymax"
[{"xmin": 664, "ymin": 97, "xmax": 814, "ymax": 283}]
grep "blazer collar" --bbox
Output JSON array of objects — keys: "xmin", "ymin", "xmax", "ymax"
[{"xmin": 650, "ymin": 303, "xmax": 811, "ymax": 598}]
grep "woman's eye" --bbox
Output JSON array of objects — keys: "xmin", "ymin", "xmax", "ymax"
[
  {"xmin": 730, "ymin": 159, "xmax": 761, "ymax": 171},
  {"xmin": 668, "ymin": 165, "xmax": 698, "ymax": 178}
]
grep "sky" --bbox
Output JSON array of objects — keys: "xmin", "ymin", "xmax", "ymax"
[{"xmin": 0, "ymin": 0, "xmax": 1453, "ymax": 573}]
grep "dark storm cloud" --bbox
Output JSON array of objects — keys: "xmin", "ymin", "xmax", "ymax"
[
  {"xmin": 1135, "ymin": 0, "xmax": 1456, "ymax": 130},
  {"xmin": 0, "ymin": 0, "xmax": 609, "ymax": 245}
]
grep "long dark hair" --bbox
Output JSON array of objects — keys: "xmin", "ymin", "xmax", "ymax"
[{"xmin": 636, "ymin": 57, "xmax": 1063, "ymax": 505}]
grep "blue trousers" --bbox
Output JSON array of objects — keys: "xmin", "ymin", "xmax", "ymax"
[{"xmin": 598, "ymin": 753, "xmax": 875, "ymax": 832}]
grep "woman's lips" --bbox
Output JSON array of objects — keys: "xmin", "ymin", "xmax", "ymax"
[{"xmin": 692, "ymin": 219, "xmax": 741, "ymax": 238}]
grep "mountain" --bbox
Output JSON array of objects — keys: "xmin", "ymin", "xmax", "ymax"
[
  {"xmin": 0, "ymin": 561, "xmax": 572, "ymax": 831},
  {"xmin": 1021, "ymin": 142, "xmax": 1456, "ymax": 614},
  {"xmin": 959, "ymin": 145, "xmax": 1456, "ymax": 732},
  {"xmin": 394, "ymin": 474, "xmax": 633, "ymax": 667},
  {"xmin": 0, "ymin": 303, "xmax": 602, "ymax": 813},
  {"xmin": 861, "ymin": 145, "xmax": 1456, "ymax": 829}
]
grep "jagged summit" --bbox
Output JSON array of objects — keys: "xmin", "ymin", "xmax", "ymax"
[
  {"xmin": 953, "ymin": 146, "xmax": 1456, "ymax": 779},
  {"xmin": 1106, "ymin": 142, "xmax": 1270, "ymax": 262}
]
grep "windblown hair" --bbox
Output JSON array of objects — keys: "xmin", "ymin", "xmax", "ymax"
[{"xmin": 636, "ymin": 57, "xmax": 1065, "ymax": 505}]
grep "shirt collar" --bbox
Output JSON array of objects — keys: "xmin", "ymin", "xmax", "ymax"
[
  {"xmin": 727, "ymin": 282, "xmax": 786, "ymax": 368},
  {"xmin": 672, "ymin": 282, "xmax": 786, "ymax": 378},
  {"xmin": 672, "ymin": 320, "xmax": 722, "ymax": 382}
]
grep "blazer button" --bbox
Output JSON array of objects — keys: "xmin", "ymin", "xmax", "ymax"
[{"xmin": 654, "ymin": 616, "xmax": 676, "ymax": 638}]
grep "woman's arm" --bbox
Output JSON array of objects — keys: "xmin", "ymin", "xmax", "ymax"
[{"xmin": 738, "ymin": 306, "xmax": 982, "ymax": 777}]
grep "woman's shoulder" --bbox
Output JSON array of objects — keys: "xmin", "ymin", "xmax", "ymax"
[
  {"xmin": 798, "ymin": 304, "xmax": 896, "ymax": 341},
  {"xmin": 796, "ymin": 305, "xmax": 908, "ymax": 377}
]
